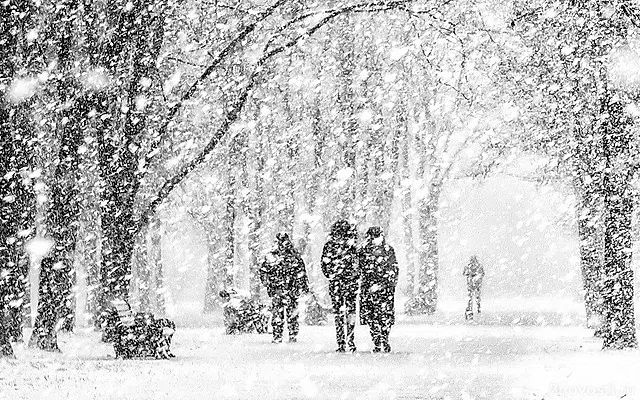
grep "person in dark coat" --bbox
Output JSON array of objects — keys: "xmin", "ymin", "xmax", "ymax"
[
  {"xmin": 463, "ymin": 255, "xmax": 485, "ymax": 320},
  {"xmin": 321, "ymin": 220, "xmax": 359, "ymax": 352},
  {"xmin": 259, "ymin": 232, "xmax": 309, "ymax": 343},
  {"xmin": 359, "ymin": 227, "xmax": 398, "ymax": 353}
]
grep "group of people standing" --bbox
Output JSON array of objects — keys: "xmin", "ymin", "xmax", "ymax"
[{"xmin": 259, "ymin": 220, "xmax": 399, "ymax": 353}]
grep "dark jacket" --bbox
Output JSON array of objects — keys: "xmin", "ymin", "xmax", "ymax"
[
  {"xmin": 321, "ymin": 221, "xmax": 359, "ymax": 298},
  {"xmin": 259, "ymin": 242, "xmax": 309, "ymax": 298},
  {"xmin": 359, "ymin": 234, "xmax": 398, "ymax": 326}
]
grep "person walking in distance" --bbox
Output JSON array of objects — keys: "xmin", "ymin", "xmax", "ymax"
[
  {"xmin": 463, "ymin": 255, "xmax": 485, "ymax": 320},
  {"xmin": 359, "ymin": 227, "xmax": 398, "ymax": 353},
  {"xmin": 321, "ymin": 220, "xmax": 359, "ymax": 352},
  {"xmin": 259, "ymin": 233, "xmax": 309, "ymax": 343}
]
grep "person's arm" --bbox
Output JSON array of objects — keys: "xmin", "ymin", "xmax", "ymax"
[
  {"xmin": 258, "ymin": 259, "xmax": 269, "ymax": 286},
  {"xmin": 388, "ymin": 247, "xmax": 399, "ymax": 287},
  {"xmin": 320, "ymin": 243, "xmax": 331, "ymax": 279},
  {"xmin": 296, "ymin": 253, "xmax": 310, "ymax": 294}
]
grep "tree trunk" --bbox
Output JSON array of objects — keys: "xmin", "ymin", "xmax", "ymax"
[
  {"xmin": 414, "ymin": 183, "xmax": 441, "ymax": 314},
  {"xmin": 0, "ymin": 0, "xmax": 37, "ymax": 357},
  {"xmin": 406, "ymin": 121, "xmax": 439, "ymax": 314},
  {"xmin": 379, "ymin": 99, "xmax": 405, "ymax": 233},
  {"xmin": 575, "ymin": 187, "xmax": 605, "ymax": 329},
  {"xmin": 572, "ymin": 125, "xmax": 605, "ymax": 331},
  {"xmin": 30, "ymin": 1, "xmax": 88, "ymax": 344},
  {"xmin": 401, "ymin": 130, "xmax": 416, "ymax": 297},
  {"xmin": 30, "ymin": 92, "xmax": 87, "ymax": 351},
  {"xmin": 1, "ymin": 118, "xmax": 36, "ymax": 342},
  {"xmin": 300, "ymin": 97, "xmax": 325, "ymax": 280},
  {"xmin": 223, "ymin": 181, "xmax": 237, "ymax": 287},
  {"xmin": 190, "ymin": 210, "xmax": 227, "ymax": 313},
  {"xmin": 335, "ymin": 15, "xmax": 357, "ymax": 219},
  {"xmin": 150, "ymin": 217, "xmax": 165, "ymax": 314},
  {"xmin": 600, "ymin": 93, "xmax": 636, "ymax": 349},
  {"xmin": 246, "ymin": 106, "xmax": 266, "ymax": 300},
  {"xmin": 0, "ymin": 314, "xmax": 13, "ymax": 357},
  {"xmin": 91, "ymin": 0, "xmax": 165, "ymax": 321},
  {"xmin": 203, "ymin": 233, "xmax": 225, "ymax": 313},
  {"xmin": 135, "ymin": 225, "xmax": 151, "ymax": 312}
]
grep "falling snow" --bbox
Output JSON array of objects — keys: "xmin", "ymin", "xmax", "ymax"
[{"xmin": 2, "ymin": 1, "xmax": 640, "ymax": 399}]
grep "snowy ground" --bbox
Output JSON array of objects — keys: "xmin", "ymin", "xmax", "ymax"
[{"xmin": 2, "ymin": 308, "xmax": 639, "ymax": 400}]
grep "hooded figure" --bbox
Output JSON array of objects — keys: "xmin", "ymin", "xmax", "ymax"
[
  {"xmin": 463, "ymin": 255, "xmax": 484, "ymax": 320},
  {"xmin": 359, "ymin": 227, "xmax": 398, "ymax": 353},
  {"xmin": 321, "ymin": 220, "xmax": 359, "ymax": 352},
  {"xmin": 259, "ymin": 232, "xmax": 309, "ymax": 343}
]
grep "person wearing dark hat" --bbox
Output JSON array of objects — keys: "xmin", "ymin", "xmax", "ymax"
[
  {"xmin": 321, "ymin": 220, "xmax": 359, "ymax": 352},
  {"xmin": 359, "ymin": 227, "xmax": 398, "ymax": 353},
  {"xmin": 259, "ymin": 232, "xmax": 309, "ymax": 343}
]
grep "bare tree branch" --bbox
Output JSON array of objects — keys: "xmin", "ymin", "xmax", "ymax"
[
  {"xmin": 135, "ymin": 0, "xmax": 427, "ymax": 236},
  {"xmin": 143, "ymin": 0, "xmax": 288, "ymax": 166}
]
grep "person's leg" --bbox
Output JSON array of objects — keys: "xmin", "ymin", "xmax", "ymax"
[
  {"xmin": 332, "ymin": 292, "xmax": 346, "ymax": 351},
  {"xmin": 476, "ymin": 287, "xmax": 481, "ymax": 314},
  {"xmin": 345, "ymin": 291, "xmax": 357, "ymax": 352},
  {"xmin": 286, "ymin": 293, "xmax": 299, "ymax": 342},
  {"xmin": 465, "ymin": 286, "xmax": 473, "ymax": 320},
  {"xmin": 271, "ymin": 295, "xmax": 285, "ymax": 343},
  {"xmin": 370, "ymin": 321, "xmax": 381, "ymax": 352},
  {"xmin": 381, "ymin": 323, "xmax": 391, "ymax": 352}
]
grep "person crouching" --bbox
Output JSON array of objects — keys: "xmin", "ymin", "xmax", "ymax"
[{"xmin": 359, "ymin": 227, "xmax": 398, "ymax": 353}]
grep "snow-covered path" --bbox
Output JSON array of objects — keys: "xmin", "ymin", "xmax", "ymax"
[{"xmin": 2, "ymin": 318, "xmax": 638, "ymax": 400}]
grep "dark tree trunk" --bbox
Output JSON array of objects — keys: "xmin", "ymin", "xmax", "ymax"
[
  {"xmin": 575, "ymin": 188, "xmax": 605, "ymax": 329},
  {"xmin": 95, "ymin": 0, "xmax": 166, "ymax": 318},
  {"xmin": 29, "ymin": 0, "xmax": 87, "ymax": 348},
  {"xmin": 84, "ymin": 208, "xmax": 102, "ymax": 326},
  {"xmin": 1, "ymin": 113, "xmax": 36, "ymax": 342},
  {"xmin": 30, "ymin": 93, "xmax": 88, "ymax": 351},
  {"xmin": 0, "ymin": 315, "xmax": 13, "ymax": 357},
  {"xmin": 600, "ymin": 93, "xmax": 636, "ymax": 349},
  {"xmin": 0, "ymin": 0, "xmax": 37, "ymax": 358},
  {"xmin": 98, "ymin": 165, "xmax": 138, "ymax": 304},
  {"xmin": 135, "ymin": 225, "xmax": 151, "ymax": 312},
  {"xmin": 572, "ymin": 125, "xmax": 605, "ymax": 331}
]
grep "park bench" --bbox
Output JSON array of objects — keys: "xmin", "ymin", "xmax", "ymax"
[{"xmin": 102, "ymin": 299, "xmax": 176, "ymax": 359}]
